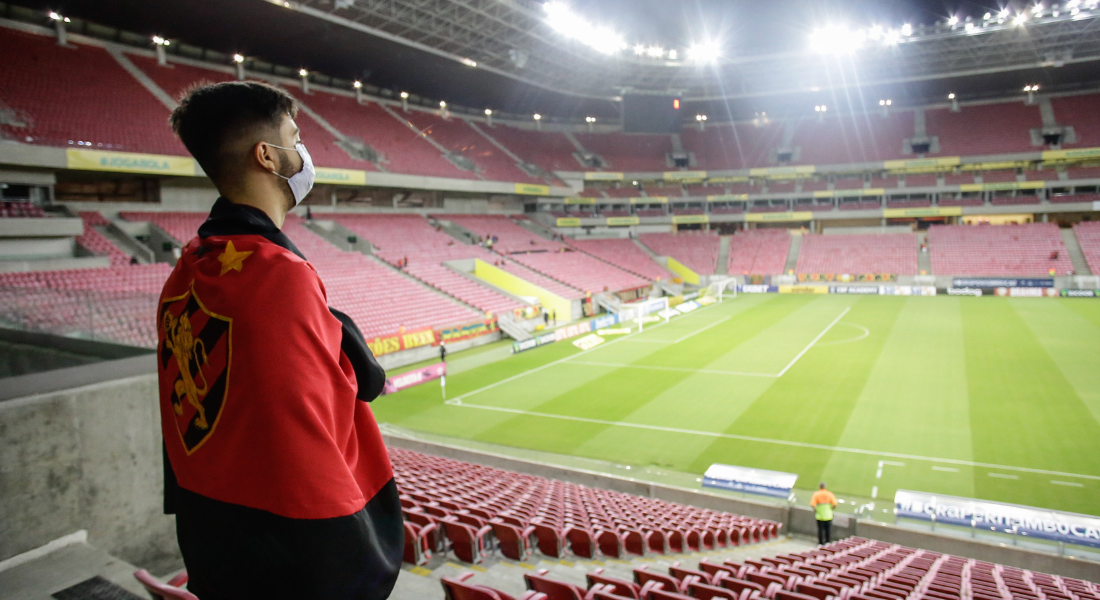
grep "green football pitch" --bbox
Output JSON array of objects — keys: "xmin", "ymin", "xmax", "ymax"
[{"xmin": 372, "ymin": 294, "xmax": 1100, "ymax": 517}]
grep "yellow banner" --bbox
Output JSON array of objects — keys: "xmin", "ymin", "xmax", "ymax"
[
  {"xmin": 960, "ymin": 181, "xmax": 1044, "ymax": 192},
  {"xmin": 564, "ymin": 197, "xmax": 597, "ymax": 204},
  {"xmin": 556, "ymin": 217, "xmax": 582, "ymax": 227},
  {"xmin": 883, "ymin": 156, "xmax": 960, "ymax": 170},
  {"xmin": 630, "ymin": 196, "xmax": 668, "ymax": 204},
  {"xmin": 706, "ymin": 176, "xmax": 750, "ymax": 183},
  {"xmin": 778, "ymin": 285, "xmax": 829, "ymax": 295},
  {"xmin": 813, "ymin": 191, "xmax": 834, "ymax": 198},
  {"xmin": 749, "ymin": 165, "xmax": 816, "ymax": 177},
  {"xmin": 672, "ymin": 214, "xmax": 709, "ymax": 224},
  {"xmin": 664, "ymin": 170, "xmax": 707, "ymax": 180},
  {"xmin": 315, "ymin": 167, "xmax": 368, "ymax": 186},
  {"xmin": 1041, "ymin": 147, "xmax": 1100, "ymax": 161},
  {"xmin": 606, "ymin": 216, "xmax": 639, "ymax": 226},
  {"xmin": 66, "ymin": 149, "xmax": 196, "ymax": 176},
  {"xmin": 745, "ymin": 211, "xmax": 813, "ymax": 222},
  {"xmin": 514, "ymin": 183, "xmax": 550, "ymax": 195},
  {"xmin": 883, "ymin": 206, "xmax": 963, "ymax": 218},
  {"xmin": 960, "ymin": 161, "xmax": 1028, "ymax": 172},
  {"xmin": 666, "ymin": 256, "xmax": 699, "ymax": 285},
  {"xmin": 584, "ymin": 172, "xmax": 624, "ymax": 181},
  {"xmin": 706, "ymin": 194, "xmax": 749, "ymax": 202}
]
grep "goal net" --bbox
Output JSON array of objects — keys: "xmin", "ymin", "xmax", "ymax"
[{"xmin": 702, "ymin": 277, "xmax": 737, "ymax": 303}]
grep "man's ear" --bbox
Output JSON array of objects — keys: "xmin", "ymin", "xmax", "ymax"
[{"xmin": 253, "ymin": 141, "xmax": 278, "ymax": 173}]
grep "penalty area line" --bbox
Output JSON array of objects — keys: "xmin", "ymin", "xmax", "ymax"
[
  {"xmin": 776, "ymin": 306, "xmax": 851, "ymax": 377},
  {"xmin": 441, "ymin": 400, "xmax": 1100, "ymax": 482}
]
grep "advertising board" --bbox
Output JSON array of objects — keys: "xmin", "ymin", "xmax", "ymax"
[
  {"xmin": 383, "ymin": 362, "xmax": 446, "ymax": 394},
  {"xmin": 703, "ymin": 464, "xmax": 798, "ymax": 499},
  {"xmin": 953, "ymin": 278, "xmax": 1054, "ymax": 288}
]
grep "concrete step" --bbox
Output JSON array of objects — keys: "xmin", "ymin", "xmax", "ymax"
[
  {"xmin": 917, "ymin": 232, "xmax": 932, "ymax": 275},
  {"xmin": 716, "ymin": 235, "xmax": 731, "ymax": 275},
  {"xmin": 1061, "ymin": 227, "xmax": 1092, "ymax": 275},
  {"xmin": 0, "ymin": 534, "xmax": 150, "ymax": 600},
  {"xmin": 784, "ymin": 233, "xmax": 802, "ymax": 274}
]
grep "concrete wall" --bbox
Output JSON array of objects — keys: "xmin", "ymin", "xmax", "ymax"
[{"xmin": 0, "ymin": 373, "xmax": 179, "ymax": 568}]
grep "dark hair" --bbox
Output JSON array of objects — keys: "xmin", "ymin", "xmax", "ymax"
[{"xmin": 169, "ymin": 81, "xmax": 297, "ymax": 185}]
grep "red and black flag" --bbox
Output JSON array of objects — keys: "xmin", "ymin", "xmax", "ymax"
[{"xmin": 158, "ymin": 198, "xmax": 401, "ymax": 600}]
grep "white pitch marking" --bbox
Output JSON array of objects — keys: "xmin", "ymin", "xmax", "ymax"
[
  {"xmin": 776, "ymin": 307, "xmax": 851, "ymax": 377},
  {"xmin": 446, "ymin": 399, "xmax": 1100, "ymax": 481},
  {"xmin": 623, "ymin": 316, "xmax": 732, "ymax": 344},
  {"xmin": 1051, "ymin": 480, "xmax": 1085, "ymax": 487},
  {"xmin": 568, "ymin": 360, "xmax": 776, "ymax": 378},
  {"xmin": 882, "ymin": 461, "xmax": 905, "ymax": 467},
  {"xmin": 988, "ymin": 473, "xmax": 1019, "ymax": 480},
  {"xmin": 933, "ymin": 466, "xmax": 960, "ymax": 473},
  {"xmin": 815, "ymin": 323, "xmax": 871, "ymax": 346},
  {"xmin": 871, "ymin": 486, "xmax": 878, "ymax": 499}
]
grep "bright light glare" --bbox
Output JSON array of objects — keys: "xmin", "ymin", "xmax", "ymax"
[
  {"xmin": 687, "ymin": 41, "xmax": 721, "ymax": 63},
  {"xmin": 439, "ymin": 100, "xmax": 447, "ymax": 107},
  {"xmin": 633, "ymin": 44, "xmax": 646, "ymax": 56},
  {"xmin": 461, "ymin": 57, "xmax": 477, "ymax": 67},
  {"xmin": 400, "ymin": 91, "xmax": 409, "ymax": 98},
  {"xmin": 948, "ymin": 92, "xmax": 956, "ymax": 99},
  {"xmin": 298, "ymin": 69, "xmax": 308, "ymax": 77},
  {"xmin": 543, "ymin": 2, "xmax": 627, "ymax": 55},
  {"xmin": 901, "ymin": 23, "xmax": 913, "ymax": 36},
  {"xmin": 1014, "ymin": 13, "xmax": 1028, "ymax": 25},
  {"xmin": 484, "ymin": 109, "xmax": 492, "ymax": 115},
  {"xmin": 233, "ymin": 53, "xmax": 245, "ymax": 63},
  {"xmin": 353, "ymin": 80, "xmax": 362, "ymax": 89},
  {"xmin": 646, "ymin": 45, "xmax": 664, "ymax": 58},
  {"xmin": 810, "ymin": 25, "xmax": 865, "ymax": 54},
  {"xmin": 533, "ymin": 114, "xmax": 541, "ymax": 120},
  {"xmin": 948, "ymin": 15, "xmax": 960, "ymax": 25}
]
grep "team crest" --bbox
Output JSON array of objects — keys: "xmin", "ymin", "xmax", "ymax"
[{"xmin": 159, "ymin": 283, "xmax": 232, "ymax": 454}]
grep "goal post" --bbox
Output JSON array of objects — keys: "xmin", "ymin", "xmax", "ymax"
[{"xmin": 703, "ymin": 277, "xmax": 737, "ymax": 302}]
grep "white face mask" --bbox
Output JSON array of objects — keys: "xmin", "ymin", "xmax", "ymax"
[{"xmin": 267, "ymin": 142, "xmax": 315, "ymax": 207}]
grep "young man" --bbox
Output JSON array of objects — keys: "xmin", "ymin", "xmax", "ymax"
[
  {"xmin": 810, "ymin": 482, "xmax": 838, "ymax": 546},
  {"xmin": 158, "ymin": 81, "xmax": 401, "ymax": 599}
]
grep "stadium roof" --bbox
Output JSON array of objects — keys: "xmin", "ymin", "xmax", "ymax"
[{"xmin": 13, "ymin": 0, "xmax": 1100, "ymax": 121}]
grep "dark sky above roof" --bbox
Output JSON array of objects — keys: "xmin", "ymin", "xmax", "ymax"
[{"xmin": 12, "ymin": 0, "xmax": 1093, "ymax": 120}]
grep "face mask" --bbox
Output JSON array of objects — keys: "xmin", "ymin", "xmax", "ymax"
[{"xmin": 268, "ymin": 142, "xmax": 315, "ymax": 207}]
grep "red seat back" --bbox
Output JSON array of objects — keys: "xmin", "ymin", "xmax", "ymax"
[
  {"xmin": 133, "ymin": 570, "xmax": 200, "ymax": 600},
  {"xmin": 524, "ymin": 572, "xmax": 586, "ymax": 600}
]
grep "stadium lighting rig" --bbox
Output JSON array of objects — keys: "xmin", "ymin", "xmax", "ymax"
[{"xmin": 533, "ymin": 113, "xmax": 542, "ymax": 130}]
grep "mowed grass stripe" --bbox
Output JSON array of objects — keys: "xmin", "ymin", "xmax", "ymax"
[
  {"xmin": 821, "ymin": 296, "xmax": 975, "ymax": 501},
  {"xmin": 689, "ymin": 296, "xmax": 905, "ymax": 486},
  {"xmin": 963, "ymin": 299, "xmax": 1100, "ymax": 514},
  {"xmin": 1012, "ymin": 299, "xmax": 1100, "ymax": 425},
  {"xmin": 469, "ymin": 295, "xmax": 810, "ymax": 456}
]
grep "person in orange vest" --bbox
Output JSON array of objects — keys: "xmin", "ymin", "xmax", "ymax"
[{"xmin": 810, "ymin": 482, "xmax": 838, "ymax": 545}]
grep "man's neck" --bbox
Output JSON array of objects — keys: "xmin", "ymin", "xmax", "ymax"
[{"xmin": 222, "ymin": 186, "xmax": 288, "ymax": 229}]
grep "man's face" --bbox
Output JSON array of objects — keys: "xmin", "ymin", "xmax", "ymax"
[{"xmin": 266, "ymin": 115, "xmax": 303, "ymax": 209}]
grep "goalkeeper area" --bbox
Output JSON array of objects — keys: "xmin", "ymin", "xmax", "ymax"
[{"xmin": 372, "ymin": 294, "xmax": 1100, "ymax": 518}]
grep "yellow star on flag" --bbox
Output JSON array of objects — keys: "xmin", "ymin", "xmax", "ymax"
[{"xmin": 217, "ymin": 240, "xmax": 253, "ymax": 276}]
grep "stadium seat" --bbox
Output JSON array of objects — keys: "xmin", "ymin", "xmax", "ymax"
[
  {"xmin": 442, "ymin": 517, "xmax": 493, "ymax": 564},
  {"xmin": 402, "ymin": 521, "xmax": 437, "ymax": 566},
  {"xmin": 443, "ymin": 573, "xmax": 549, "ymax": 600},
  {"xmin": 491, "ymin": 519, "xmax": 536, "ymax": 561},
  {"xmin": 525, "ymin": 570, "xmax": 590, "ymax": 600},
  {"xmin": 133, "ymin": 569, "xmax": 199, "ymax": 600},
  {"xmin": 587, "ymin": 568, "xmax": 641, "ymax": 599}
]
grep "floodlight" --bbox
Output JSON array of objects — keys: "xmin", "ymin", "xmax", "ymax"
[
  {"xmin": 984, "ymin": 12, "xmax": 993, "ymax": 20},
  {"xmin": 461, "ymin": 58, "xmax": 477, "ymax": 67},
  {"xmin": 646, "ymin": 45, "xmax": 664, "ymax": 58},
  {"xmin": 353, "ymin": 80, "xmax": 362, "ymax": 89},
  {"xmin": 809, "ymin": 25, "xmax": 865, "ymax": 54},
  {"xmin": 948, "ymin": 15, "xmax": 959, "ymax": 25},
  {"xmin": 999, "ymin": 8, "xmax": 1010, "ymax": 18},
  {"xmin": 48, "ymin": 11, "xmax": 60, "ymax": 19},
  {"xmin": 1014, "ymin": 13, "xmax": 1028, "ymax": 25},
  {"xmin": 400, "ymin": 91, "xmax": 409, "ymax": 99},
  {"xmin": 687, "ymin": 41, "xmax": 720, "ymax": 63},
  {"xmin": 667, "ymin": 50, "xmax": 678, "ymax": 60},
  {"xmin": 585, "ymin": 116, "xmax": 596, "ymax": 123},
  {"xmin": 633, "ymin": 44, "xmax": 646, "ymax": 56},
  {"xmin": 299, "ymin": 69, "xmax": 308, "ymax": 77},
  {"xmin": 948, "ymin": 92, "xmax": 956, "ymax": 99},
  {"xmin": 1032, "ymin": 3, "xmax": 1044, "ymax": 14},
  {"xmin": 484, "ymin": 108, "xmax": 492, "ymax": 116},
  {"xmin": 533, "ymin": 114, "xmax": 541, "ymax": 120},
  {"xmin": 439, "ymin": 100, "xmax": 447, "ymax": 107},
  {"xmin": 965, "ymin": 22, "xmax": 977, "ymax": 32},
  {"xmin": 901, "ymin": 23, "xmax": 913, "ymax": 36},
  {"xmin": 233, "ymin": 53, "xmax": 245, "ymax": 63}
]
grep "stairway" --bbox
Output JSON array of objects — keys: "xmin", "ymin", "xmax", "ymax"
[
  {"xmin": 783, "ymin": 234, "xmax": 802, "ymax": 274},
  {"xmin": 98, "ymin": 223, "xmax": 154, "ymax": 263},
  {"xmin": 715, "ymin": 236, "xmax": 731, "ymax": 276},
  {"xmin": 1061, "ymin": 228, "xmax": 1092, "ymax": 275},
  {"xmin": 916, "ymin": 232, "xmax": 932, "ymax": 275},
  {"xmin": 388, "ymin": 536, "xmax": 812, "ymax": 600}
]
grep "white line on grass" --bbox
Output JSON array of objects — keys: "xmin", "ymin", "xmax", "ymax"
[
  {"xmin": 444, "ymin": 399, "xmax": 1100, "ymax": 482},
  {"xmin": 776, "ymin": 307, "xmax": 851, "ymax": 377},
  {"xmin": 816, "ymin": 323, "xmax": 870, "ymax": 347},
  {"xmin": 447, "ymin": 302, "xmax": 725, "ymax": 403},
  {"xmin": 988, "ymin": 473, "xmax": 1019, "ymax": 480},
  {"xmin": 568, "ymin": 361, "xmax": 776, "ymax": 378},
  {"xmin": 1051, "ymin": 480, "xmax": 1085, "ymax": 487},
  {"xmin": 871, "ymin": 486, "xmax": 878, "ymax": 499},
  {"xmin": 933, "ymin": 466, "xmax": 960, "ymax": 473},
  {"xmin": 623, "ymin": 316, "xmax": 732, "ymax": 344}
]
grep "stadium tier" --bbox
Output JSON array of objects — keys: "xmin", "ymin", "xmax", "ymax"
[
  {"xmin": 392, "ymin": 448, "xmax": 781, "ymax": 563},
  {"xmin": 0, "ymin": 29, "xmax": 184, "ymax": 155},
  {"xmin": 402, "ymin": 111, "xmax": 541, "ymax": 183},
  {"xmin": 789, "ymin": 112, "xmax": 913, "ymax": 164},
  {"xmin": 728, "ymin": 229, "xmax": 792, "ymax": 276},
  {"xmin": 122, "ymin": 211, "xmax": 480, "ymax": 339},
  {"xmin": 481, "ymin": 126, "xmax": 585, "ymax": 172},
  {"xmin": 0, "ymin": 264, "xmax": 171, "ymax": 347},
  {"xmin": 1, "ymin": 201, "xmax": 47, "ymax": 218},
  {"xmin": 326, "ymin": 213, "xmax": 523, "ymax": 315},
  {"xmin": 928, "ymin": 223, "xmax": 1074, "ymax": 277},
  {"xmin": 795, "ymin": 234, "xmax": 919, "ymax": 276},
  {"xmin": 573, "ymin": 132, "xmax": 674, "ymax": 172},
  {"xmin": 1074, "ymin": 221, "xmax": 1100, "ymax": 274},
  {"xmin": 639, "ymin": 232, "xmax": 720, "ymax": 275},
  {"xmin": 566, "ymin": 238, "xmax": 676, "ymax": 281},
  {"xmin": 77, "ymin": 211, "xmax": 131, "ymax": 267},
  {"xmin": 445, "ymin": 214, "xmax": 564, "ymax": 254},
  {"xmin": 509, "ymin": 250, "xmax": 650, "ymax": 294},
  {"xmin": 926, "ymin": 102, "xmax": 1042, "ymax": 156}
]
